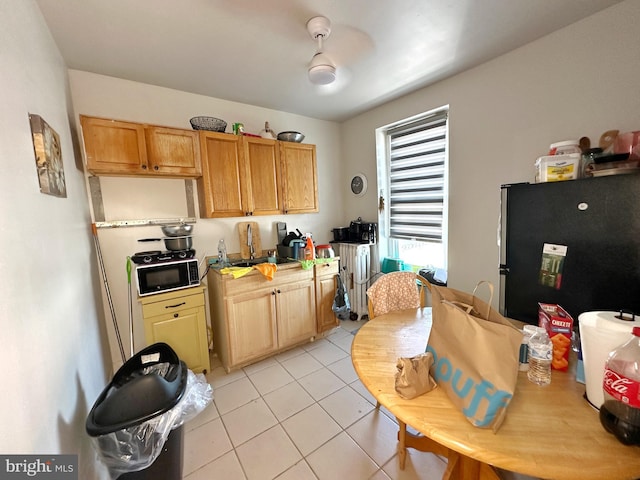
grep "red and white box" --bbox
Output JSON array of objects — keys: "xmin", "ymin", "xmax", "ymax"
[{"xmin": 538, "ymin": 303, "xmax": 574, "ymax": 371}]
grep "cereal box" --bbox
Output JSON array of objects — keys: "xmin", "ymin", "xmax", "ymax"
[{"xmin": 538, "ymin": 303, "xmax": 574, "ymax": 371}]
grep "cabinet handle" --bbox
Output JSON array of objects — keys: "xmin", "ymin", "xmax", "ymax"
[
  {"xmin": 165, "ymin": 302, "xmax": 186, "ymax": 309},
  {"xmin": 153, "ymin": 165, "xmax": 159, "ymax": 171},
  {"xmin": 271, "ymin": 290, "xmax": 276, "ymax": 296},
  {"xmin": 173, "ymin": 313, "xmax": 179, "ymax": 318},
  {"xmin": 141, "ymin": 164, "xmax": 147, "ymax": 170},
  {"xmin": 277, "ymin": 289, "xmax": 281, "ymax": 294}
]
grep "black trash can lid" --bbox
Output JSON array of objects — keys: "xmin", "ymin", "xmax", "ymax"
[{"xmin": 86, "ymin": 343, "xmax": 187, "ymax": 436}]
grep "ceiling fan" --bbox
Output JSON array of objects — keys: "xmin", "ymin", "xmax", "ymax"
[{"xmin": 306, "ymin": 16, "xmax": 337, "ymax": 85}]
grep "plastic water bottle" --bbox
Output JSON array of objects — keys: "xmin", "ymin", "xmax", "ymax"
[
  {"xmin": 519, "ymin": 325, "xmax": 538, "ymax": 371},
  {"xmin": 217, "ymin": 239, "xmax": 228, "ymax": 267},
  {"xmin": 527, "ymin": 327, "xmax": 552, "ymax": 385},
  {"xmin": 600, "ymin": 326, "xmax": 640, "ymax": 445}
]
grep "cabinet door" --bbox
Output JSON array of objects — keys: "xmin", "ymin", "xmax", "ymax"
[
  {"xmin": 243, "ymin": 137, "xmax": 282, "ymax": 215},
  {"xmin": 145, "ymin": 127, "xmax": 201, "ymax": 177},
  {"xmin": 280, "ymin": 142, "xmax": 319, "ymax": 214},
  {"xmin": 276, "ymin": 279, "xmax": 316, "ymax": 349},
  {"xmin": 226, "ymin": 288, "xmax": 278, "ymax": 366},
  {"xmin": 81, "ymin": 115, "xmax": 147, "ymax": 175},
  {"xmin": 197, "ymin": 132, "xmax": 247, "ymax": 217},
  {"xmin": 315, "ymin": 265, "xmax": 339, "ymax": 334},
  {"xmin": 144, "ymin": 306, "xmax": 210, "ymax": 373}
]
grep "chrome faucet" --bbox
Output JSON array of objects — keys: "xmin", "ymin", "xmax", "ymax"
[{"xmin": 247, "ymin": 224, "xmax": 255, "ymax": 259}]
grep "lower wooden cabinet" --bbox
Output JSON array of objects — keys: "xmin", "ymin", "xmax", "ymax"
[
  {"xmin": 275, "ymin": 278, "xmax": 317, "ymax": 349},
  {"xmin": 208, "ymin": 265, "xmax": 318, "ymax": 372},
  {"xmin": 315, "ymin": 261, "xmax": 340, "ymax": 334},
  {"xmin": 140, "ymin": 286, "xmax": 210, "ymax": 373},
  {"xmin": 225, "ymin": 287, "xmax": 278, "ymax": 367}
]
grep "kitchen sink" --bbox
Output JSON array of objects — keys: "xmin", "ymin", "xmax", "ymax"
[
  {"xmin": 231, "ymin": 257, "xmax": 293, "ymax": 267},
  {"xmin": 231, "ymin": 261, "xmax": 259, "ymax": 267}
]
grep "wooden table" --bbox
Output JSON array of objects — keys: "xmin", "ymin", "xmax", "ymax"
[{"xmin": 351, "ymin": 308, "xmax": 640, "ymax": 480}]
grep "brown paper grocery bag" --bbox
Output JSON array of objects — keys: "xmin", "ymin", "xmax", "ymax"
[
  {"xmin": 426, "ymin": 281, "xmax": 522, "ymax": 432},
  {"xmin": 395, "ymin": 352, "xmax": 437, "ymax": 400}
]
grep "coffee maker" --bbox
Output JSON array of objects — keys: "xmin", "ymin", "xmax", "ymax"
[{"xmin": 348, "ymin": 217, "xmax": 377, "ymax": 244}]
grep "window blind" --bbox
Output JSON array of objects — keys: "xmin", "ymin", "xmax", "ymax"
[{"xmin": 387, "ymin": 111, "xmax": 447, "ymax": 242}]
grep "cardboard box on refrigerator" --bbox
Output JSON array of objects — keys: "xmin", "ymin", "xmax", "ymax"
[{"xmin": 538, "ymin": 303, "xmax": 574, "ymax": 371}]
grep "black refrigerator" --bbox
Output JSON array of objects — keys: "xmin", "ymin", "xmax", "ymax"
[{"xmin": 499, "ymin": 174, "xmax": 640, "ymax": 325}]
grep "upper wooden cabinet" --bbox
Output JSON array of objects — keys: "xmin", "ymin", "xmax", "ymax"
[
  {"xmin": 280, "ymin": 142, "xmax": 319, "ymax": 214},
  {"xmin": 79, "ymin": 115, "xmax": 201, "ymax": 178},
  {"xmin": 197, "ymin": 131, "xmax": 246, "ymax": 217},
  {"xmin": 244, "ymin": 136, "xmax": 283, "ymax": 216},
  {"xmin": 144, "ymin": 126, "xmax": 201, "ymax": 176},
  {"xmin": 198, "ymin": 134, "xmax": 317, "ymax": 218}
]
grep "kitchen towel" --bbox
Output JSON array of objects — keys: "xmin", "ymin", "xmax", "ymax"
[
  {"xmin": 253, "ymin": 263, "xmax": 277, "ymax": 280},
  {"xmin": 219, "ymin": 267, "xmax": 253, "ymax": 279}
]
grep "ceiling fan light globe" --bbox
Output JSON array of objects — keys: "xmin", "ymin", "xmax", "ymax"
[
  {"xmin": 308, "ymin": 52, "xmax": 336, "ymax": 85},
  {"xmin": 309, "ymin": 64, "xmax": 336, "ymax": 85}
]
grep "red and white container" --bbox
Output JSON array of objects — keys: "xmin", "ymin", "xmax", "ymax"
[
  {"xmin": 548, "ymin": 140, "xmax": 581, "ymax": 156},
  {"xmin": 600, "ymin": 326, "xmax": 640, "ymax": 445}
]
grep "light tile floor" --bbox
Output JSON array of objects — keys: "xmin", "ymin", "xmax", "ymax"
[{"xmin": 183, "ymin": 319, "xmax": 449, "ymax": 480}]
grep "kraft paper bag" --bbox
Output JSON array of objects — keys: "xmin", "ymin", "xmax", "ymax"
[
  {"xmin": 395, "ymin": 352, "xmax": 437, "ymax": 400},
  {"xmin": 426, "ymin": 281, "xmax": 522, "ymax": 432}
]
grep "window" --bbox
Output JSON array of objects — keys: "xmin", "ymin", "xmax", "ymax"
[{"xmin": 376, "ymin": 107, "xmax": 449, "ymax": 270}]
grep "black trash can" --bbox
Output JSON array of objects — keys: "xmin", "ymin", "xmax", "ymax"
[{"xmin": 86, "ymin": 343, "xmax": 188, "ymax": 480}]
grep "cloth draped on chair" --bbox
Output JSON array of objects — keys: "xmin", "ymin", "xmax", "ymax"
[{"xmin": 366, "ymin": 271, "xmax": 421, "ymax": 318}]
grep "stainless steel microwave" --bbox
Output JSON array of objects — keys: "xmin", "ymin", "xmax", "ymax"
[{"xmin": 136, "ymin": 259, "xmax": 200, "ymax": 297}]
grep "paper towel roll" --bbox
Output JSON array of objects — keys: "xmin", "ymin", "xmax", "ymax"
[{"xmin": 578, "ymin": 311, "xmax": 640, "ymax": 409}]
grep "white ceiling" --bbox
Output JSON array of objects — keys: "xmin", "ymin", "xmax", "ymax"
[{"xmin": 36, "ymin": 0, "xmax": 622, "ymax": 122}]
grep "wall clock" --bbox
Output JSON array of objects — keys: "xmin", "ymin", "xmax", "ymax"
[{"xmin": 350, "ymin": 173, "xmax": 368, "ymax": 196}]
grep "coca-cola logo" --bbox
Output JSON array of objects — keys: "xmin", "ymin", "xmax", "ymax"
[
  {"xmin": 603, "ymin": 368, "xmax": 640, "ymax": 408},
  {"xmin": 603, "ymin": 369, "xmax": 632, "ymax": 396}
]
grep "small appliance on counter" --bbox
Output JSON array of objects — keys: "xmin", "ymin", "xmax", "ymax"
[
  {"xmin": 331, "ymin": 226, "xmax": 350, "ymax": 242},
  {"xmin": 331, "ymin": 218, "xmax": 377, "ymax": 244},
  {"xmin": 275, "ymin": 224, "xmax": 317, "ymax": 261},
  {"xmin": 132, "ymin": 249, "xmax": 199, "ymax": 296}
]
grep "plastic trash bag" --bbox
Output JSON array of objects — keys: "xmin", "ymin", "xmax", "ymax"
[
  {"xmin": 332, "ymin": 273, "xmax": 351, "ymax": 320},
  {"xmin": 90, "ymin": 368, "xmax": 213, "ymax": 477}
]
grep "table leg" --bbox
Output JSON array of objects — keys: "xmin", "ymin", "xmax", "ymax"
[
  {"xmin": 400, "ymin": 430, "xmax": 500, "ymax": 480},
  {"xmin": 398, "ymin": 420, "xmax": 407, "ymax": 470}
]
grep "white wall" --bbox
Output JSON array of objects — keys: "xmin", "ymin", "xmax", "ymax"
[
  {"xmin": 67, "ymin": 71, "xmax": 344, "ymax": 370},
  {"xmin": 0, "ymin": 1, "xmax": 109, "ymax": 478},
  {"xmin": 341, "ymin": 0, "xmax": 640, "ymax": 305}
]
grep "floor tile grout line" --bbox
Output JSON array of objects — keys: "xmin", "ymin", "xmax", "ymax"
[{"xmin": 188, "ymin": 322, "xmax": 409, "ymax": 480}]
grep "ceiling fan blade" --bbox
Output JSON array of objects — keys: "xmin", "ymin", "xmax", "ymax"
[{"xmin": 324, "ymin": 25, "xmax": 374, "ymax": 66}]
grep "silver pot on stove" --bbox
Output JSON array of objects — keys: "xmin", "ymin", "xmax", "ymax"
[
  {"xmin": 163, "ymin": 236, "xmax": 192, "ymax": 251},
  {"xmin": 138, "ymin": 236, "xmax": 193, "ymax": 251}
]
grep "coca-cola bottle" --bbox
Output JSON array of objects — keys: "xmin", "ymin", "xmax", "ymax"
[{"xmin": 599, "ymin": 326, "xmax": 640, "ymax": 445}]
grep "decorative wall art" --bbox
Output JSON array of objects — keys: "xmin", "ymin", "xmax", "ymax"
[{"xmin": 29, "ymin": 114, "xmax": 67, "ymax": 197}]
